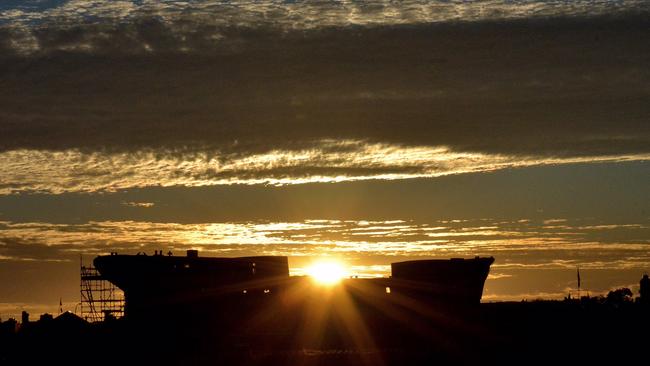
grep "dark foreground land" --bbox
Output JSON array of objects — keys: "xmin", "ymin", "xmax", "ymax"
[{"xmin": 2, "ymin": 300, "xmax": 649, "ymax": 366}]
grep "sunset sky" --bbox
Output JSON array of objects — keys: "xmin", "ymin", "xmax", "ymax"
[{"xmin": 1, "ymin": 1, "xmax": 649, "ymax": 318}]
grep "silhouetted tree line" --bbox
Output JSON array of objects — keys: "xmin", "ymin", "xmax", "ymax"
[{"xmin": 559, "ymin": 274, "xmax": 650, "ymax": 307}]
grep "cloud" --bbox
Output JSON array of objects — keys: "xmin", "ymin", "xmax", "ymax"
[
  {"xmin": 121, "ymin": 201, "xmax": 155, "ymax": 208},
  {"xmin": 0, "ymin": 236, "xmax": 73, "ymax": 262},
  {"xmin": 1, "ymin": 6, "xmax": 649, "ymax": 192},
  {"xmin": 1, "ymin": 16, "xmax": 649, "ymax": 150},
  {"xmin": 1, "ymin": 142, "xmax": 648, "ymax": 194},
  {"xmin": 1, "ymin": 217, "xmax": 649, "ymax": 303},
  {"xmin": 3, "ymin": 1, "xmax": 648, "ymax": 30},
  {"xmin": 482, "ymin": 291, "xmax": 570, "ymax": 302},
  {"xmin": 488, "ymin": 273, "xmax": 513, "ymax": 280},
  {"xmin": 1, "ymin": 218, "xmax": 648, "ymax": 267}
]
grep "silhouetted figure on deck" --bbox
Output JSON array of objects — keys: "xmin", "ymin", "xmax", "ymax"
[{"xmin": 640, "ymin": 274, "xmax": 650, "ymax": 306}]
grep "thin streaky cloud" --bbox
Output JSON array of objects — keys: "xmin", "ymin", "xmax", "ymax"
[{"xmin": 1, "ymin": 142, "xmax": 649, "ymax": 194}]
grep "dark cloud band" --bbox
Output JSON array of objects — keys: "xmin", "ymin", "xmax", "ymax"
[{"xmin": 1, "ymin": 15, "xmax": 650, "ymax": 159}]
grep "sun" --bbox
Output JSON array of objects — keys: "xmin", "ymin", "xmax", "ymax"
[{"xmin": 306, "ymin": 260, "xmax": 347, "ymax": 285}]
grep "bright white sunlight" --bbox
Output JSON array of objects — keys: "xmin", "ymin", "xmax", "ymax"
[{"xmin": 306, "ymin": 260, "xmax": 347, "ymax": 285}]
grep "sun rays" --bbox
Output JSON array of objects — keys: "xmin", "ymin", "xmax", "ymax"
[{"xmin": 228, "ymin": 268, "xmax": 478, "ymax": 366}]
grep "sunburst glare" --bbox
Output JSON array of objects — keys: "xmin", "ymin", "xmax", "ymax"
[{"xmin": 306, "ymin": 260, "xmax": 347, "ymax": 285}]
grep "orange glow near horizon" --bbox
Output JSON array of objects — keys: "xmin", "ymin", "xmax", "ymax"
[{"xmin": 306, "ymin": 260, "xmax": 347, "ymax": 285}]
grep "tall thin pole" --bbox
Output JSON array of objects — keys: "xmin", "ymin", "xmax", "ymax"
[
  {"xmin": 79, "ymin": 254, "xmax": 82, "ymax": 316},
  {"xmin": 577, "ymin": 266, "xmax": 581, "ymax": 299}
]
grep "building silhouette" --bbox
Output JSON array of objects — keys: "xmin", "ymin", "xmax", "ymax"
[{"xmin": 640, "ymin": 274, "xmax": 650, "ymax": 305}]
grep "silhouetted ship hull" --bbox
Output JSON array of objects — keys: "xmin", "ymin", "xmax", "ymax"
[{"xmin": 94, "ymin": 252, "xmax": 493, "ymax": 327}]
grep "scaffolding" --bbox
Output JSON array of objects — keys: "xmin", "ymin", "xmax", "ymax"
[{"xmin": 80, "ymin": 256, "xmax": 124, "ymax": 322}]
